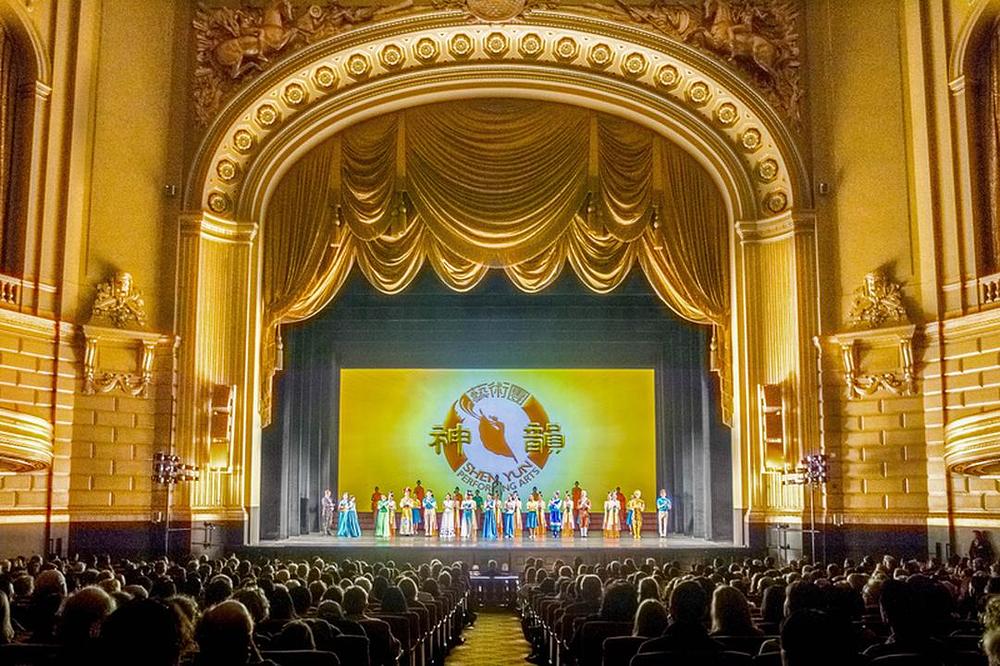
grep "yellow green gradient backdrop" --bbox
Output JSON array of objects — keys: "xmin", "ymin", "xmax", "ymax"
[{"xmin": 338, "ymin": 368, "xmax": 656, "ymax": 503}]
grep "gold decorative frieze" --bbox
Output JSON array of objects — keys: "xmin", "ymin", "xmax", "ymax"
[
  {"xmin": 847, "ymin": 269, "xmax": 908, "ymax": 329},
  {"xmin": 519, "ymin": 33, "xmax": 543, "ymax": 58},
  {"xmin": 191, "ymin": 17, "xmax": 799, "ymax": 221},
  {"xmin": 0, "ymin": 408, "xmax": 53, "ymax": 473},
  {"xmin": 192, "ymin": 1, "xmax": 801, "ymax": 128},
  {"xmin": 945, "ymin": 410, "xmax": 1000, "ymax": 477},
  {"xmin": 587, "ymin": 43, "xmax": 614, "ymax": 69},
  {"xmin": 81, "ymin": 325, "xmax": 174, "ymax": 398},
  {"xmin": 192, "ymin": 0, "xmax": 414, "ymax": 125},
  {"xmin": 449, "ymin": 33, "xmax": 475, "ymax": 59},
  {"xmin": 828, "ymin": 324, "xmax": 917, "ymax": 400},
  {"xmin": 90, "ymin": 271, "xmax": 147, "ymax": 330}
]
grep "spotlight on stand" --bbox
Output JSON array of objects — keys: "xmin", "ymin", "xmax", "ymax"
[
  {"xmin": 782, "ymin": 453, "xmax": 829, "ymax": 563},
  {"xmin": 152, "ymin": 452, "xmax": 200, "ymax": 485},
  {"xmin": 152, "ymin": 452, "xmax": 200, "ymax": 556}
]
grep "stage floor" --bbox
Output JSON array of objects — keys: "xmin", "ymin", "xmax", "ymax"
[{"xmin": 241, "ymin": 533, "xmax": 745, "ymax": 566}]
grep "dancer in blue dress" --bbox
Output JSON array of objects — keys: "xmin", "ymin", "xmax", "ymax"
[
  {"xmin": 336, "ymin": 492, "xmax": 350, "ymax": 537},
  {"xmin": 346, "ymin": 495, "xmax": 361, "ymax": 537},
  {"xmin": 502, "ymin": 495, "xmax": 516, "ymax": 538},
  {"xmin": 548, "ymin": 491, "xmax": 563, "ymax": 538},
  {"xmin": 482, "ymin": 495, "xmax": 498, "ymax": 540}
]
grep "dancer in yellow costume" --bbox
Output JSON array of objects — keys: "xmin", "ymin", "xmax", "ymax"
[{"xmin": 627, "ymin": 490, "xmax": 645, "ymax": 539}]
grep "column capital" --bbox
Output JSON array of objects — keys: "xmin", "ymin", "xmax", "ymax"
[
  {"xmin": 736, "ymin": 210, "xmax": 816, "ymax": 243},
  {"xmin": 179, "ymin": 211, "xmax": 258, "ymax": 245}
]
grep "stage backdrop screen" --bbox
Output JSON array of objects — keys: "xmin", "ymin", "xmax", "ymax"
[{"xmin": 338, "ymin": 368, "xmax": 656, "ymax": 503}]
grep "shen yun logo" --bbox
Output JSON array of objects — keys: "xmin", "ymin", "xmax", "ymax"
[{"xmin": 428, "ymin": 381, "xmax": 565, "ymax": 491}]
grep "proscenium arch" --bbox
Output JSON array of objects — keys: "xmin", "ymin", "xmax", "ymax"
[
  {"xmin": 186, "ymin": 11, "xmax": 811, "ymax": 220},
  {"xmin": 0, "ymin": 0, "xmax": 51, "ymax": 87},
  {"xmin": 949, "ymin": 0, "xmax": 1000, "ymax": 84},
  {"xmin": 178, "ymin": 9, "xmax": 818, "ymax": 546}
]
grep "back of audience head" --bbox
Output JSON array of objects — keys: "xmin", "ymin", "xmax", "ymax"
[
  {"xmin": 195, "ymin": 600, "xmax": 255, "ymax": 665},
  {"xmin": 100, "ymin": 598, "xmax": 184, "ymax": 666},
  {"xmin": 600, "ymin": 581, "xmax": 639, "ymax": 622},
  {"xmin": 669, "ymin": 580, "xmax": 707, "ymax": 625},
  {"xmin": 58, "ymin": 586, "xmax": 116, "ymax": 648},
  {"xmin": 633, "ymin": 598, "xmax": 668, "ymax": 637},
  {"xmin": 272, "ymin": 618, "xmax": 315, "ymax": 651},
  {"xmin": 711, "ymin": 584, "xmax": 756, "ymax": 635}
]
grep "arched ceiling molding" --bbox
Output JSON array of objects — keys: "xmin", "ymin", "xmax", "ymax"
[
  {"xmin": 185, "ymin": 10, "xmax": 810, "ymax": 223},
  {"xmin": 950, "ymin": 0, "xmax": 1000, "ymax": 86},
  {"xmin": 0, "ymin": 0, "xmax": 51, "ymax": 87}
]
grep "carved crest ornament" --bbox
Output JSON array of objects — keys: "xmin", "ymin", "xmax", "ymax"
[
  {"xmin": 90, "ymin": 271, "xmax": 147, "ymax": 329},
  {"xmin": 84, "ymin": 272, "xmax": 162, "ymax": 398},
  {"xmin": 847, "ymin": 269, "xmax": 907, "ymax": 330},
  {"xmin": 192, "ymin": 0, "xmax": 802, "ymax": 127}
]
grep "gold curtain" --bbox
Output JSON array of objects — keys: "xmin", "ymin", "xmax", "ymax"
[{"xmin": 261, "ymin": 99, "xmax": 731, "ymax": 424}]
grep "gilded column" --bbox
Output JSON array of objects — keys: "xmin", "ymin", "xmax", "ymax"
[
  {"xmin": 175, "ymin": 212, "xmax": 257, "ymax": 547},
  {"xmin": 734, "ymin": 211, "xmax": 820, "ymax": 545}
]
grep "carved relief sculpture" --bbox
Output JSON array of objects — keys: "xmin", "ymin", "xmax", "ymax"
[
  {"xmin": 193, "ymin": 0, "xmax": 413, "ymax": 125},
  {"xmin": 193, "ymin": 0, "xmax": 802, "ymax": 128},
  {"xmin": 599, "ymin": 0, "xmax": 802, "ymax": 125},
  {"xmin": 84, "ymin": 272, "xmax": 163, "ymax": 398},
  {"xmin": 90, "ymin": 271, "xmax": 147, "ymax": 329},
  {"xmin": 847, "ymin": 269, "xmax": 907, "ymax": 329}
]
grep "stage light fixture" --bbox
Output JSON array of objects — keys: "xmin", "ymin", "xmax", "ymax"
[{"xmin": 152, "ymin": 452, "xmax": 200, "ymax": 485}]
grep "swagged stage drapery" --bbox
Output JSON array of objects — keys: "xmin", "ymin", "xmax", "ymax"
[{"xmin": 261, "ymin": 99, "xmax": 731, "ymax": 424}]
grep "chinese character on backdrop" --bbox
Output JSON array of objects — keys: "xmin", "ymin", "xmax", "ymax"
[
  {"xmin": 544, "ymin": 423, "xmax": 564, "ymax": 453},
  {"xmin": 428, "ymin": 426, "xmax": 449, "ymax": 455},
  {"xmin": 524, "ymin": 422, "xmax": 545, "ymax": 454},
  {"xmin": 447, "ymin": 424, "xmax": 470, "ymax": 456}
]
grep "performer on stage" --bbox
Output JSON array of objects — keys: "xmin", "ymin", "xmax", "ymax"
[
  {"xmin": 460, "ymin": 492, "xmax": 476, "ymax": 539},
  {"xmin": 321, "ymin": 489, "xmax": 336, "ymax": 536},
  {"xmin": 413, "ymin": 480, "xmax": 425, "ymax": 532},
  {"xmin": 346, "ymin": 495, "xmax": 361, "ymax": 537},
  {"xmin": 615, "ymin": 486, "xmax": 627, "ymax": 527},
  {"xmin": 561, "ymin": 491, "xmax": 575, "ymax": 538},
  {"xmin": 439, "ymin": 493, "xmax": 456, "ymax": 538},
  {"xmin": 578, "ymin": 490, "xmax": 592, "ymax": 537},
  {"xmin": 535, "ymin": 490, "xmax": 547, "ymax": 537},
  {"xmin": 571, "ymin": 481, "xmax": 582, "ymax": 525},
  {"xmin": 370, "ymin": 486, "xmax": 382, "ymax": 514},
  {"xmin": 423, "ymin": 489, "xmax": 437, "ymax": 537},
  {"xmin": 513, "ymin": 493, "xmax": 523, "ymax": 537},
  {"xmin": 548, "ymin": 491, "xmax": 563, "ymax": 538},
  {"xmin": 398, "ymin": 488, "xmax": 414, "ymax": 536},
  {"xmin": 656, "ymin": 489, "xmax": 672, "ymax": 538},
  {"xmin": 491, "ymin": 474, "xmax": 503, "ymax": 501},
  {"xmin": 603, "ymin": 491, "xmax": 620, "ymax": 538},
  {"xmin": 502, "ymin": 495, "xmax": 516, "ymax": 538},
  {"xmin": 473, "ymin": 489, "xmax": 484, "ymax": 526},
  {"xmin": 482, "ymin": 495, "xmax": 498, "ymax": 540},
  {"xmin": 627, "ymin": 490, "xmax": 645, "ymax": 539},
  {"xmin": 335, "ymin": 492, "xmax": 349, "ymax": 537},
  {"xmin": 374, "ymin": 493, "xmax": 392, "ymax": 538},
  {"xmin": 524, "ymin": 494, "xmax": 538, "ymax": 538},
  {"xmin": 453, "ymin": 489, "xmax": 462, "ymax": 534}
]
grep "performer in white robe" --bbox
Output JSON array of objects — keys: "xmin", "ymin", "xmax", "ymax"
[{"xmin": 439, "ymin": 493, "xmax": 456, "ymax": 538}]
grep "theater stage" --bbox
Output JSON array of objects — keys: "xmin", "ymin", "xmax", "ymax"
[{"xmin": 240, "ymin": 533, "xmax": 746, "ymax": 567}]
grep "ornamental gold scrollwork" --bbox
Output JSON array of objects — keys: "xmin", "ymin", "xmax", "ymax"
[
  {"xmin": 193, "ymin": 1, "xmax": 801, "ymax": 129},
  {"xmin": 81, "ymin": 326, "xmax": 171, "ymax": 399},
  {"xmin": 847, "ymin": 269, "xmax": 907, "ymax": 329},
  {"xmin": 829, "ymin": 326, "xmax": 917, "ymax": 401},
  {"xmin": 599, "ymin": 0, "xmax": 802, "ymax": 126},
  {"xmin": 90, "ymin": 271, "xmax": 147, "ymax": 329},
  {"xmin": 193, "ymin": 0, "xmax": 413, "ymax": 125}
]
